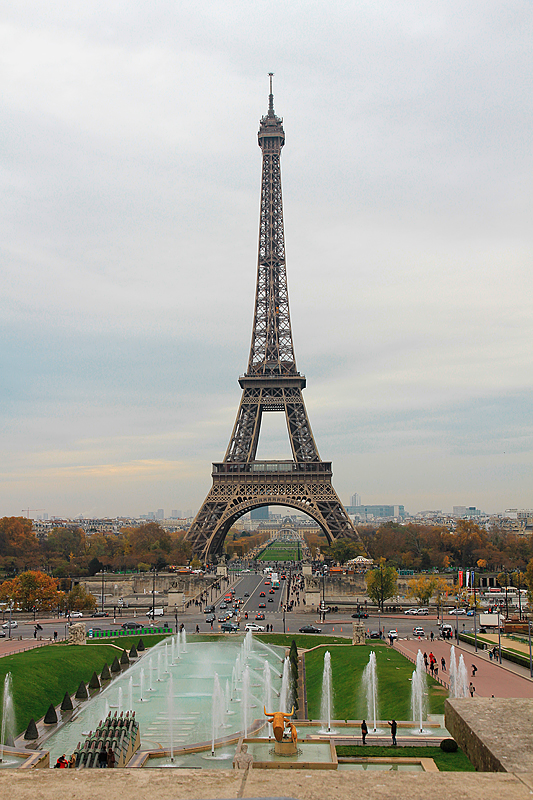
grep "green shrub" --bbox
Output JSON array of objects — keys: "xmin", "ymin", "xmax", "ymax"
[{"xmin": 440, "ymin": 738, "xmax": 458, "ymax": 752}]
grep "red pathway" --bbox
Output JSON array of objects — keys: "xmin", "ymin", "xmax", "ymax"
[{"xmin": 395, "ymin": 637, "xmax": 533, "ymax": 699}]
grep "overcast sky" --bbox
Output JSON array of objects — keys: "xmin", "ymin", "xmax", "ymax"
[{"xmin": 1, "ymin": 1, "xmax": 532, "ymax": 520}]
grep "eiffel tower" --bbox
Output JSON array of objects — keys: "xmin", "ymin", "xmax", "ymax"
[{"xmin": 187, "ymin": 77, "xmax": 358, "ymax": 560}]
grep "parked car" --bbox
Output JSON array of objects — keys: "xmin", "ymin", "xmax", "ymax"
[
  {"xmin": 69, "ymin": 611, "xmax": 83, "ymax": 617},
  {"xmin": 2, "ymin": 621, "xmax": 18, "ymax": 629},
  {"xmin": 413, "ymin": 627, "xmax": 425, "ymax": 637},
  {"xmin": 388, "ymin": 629, "xmax": 398, "ymax": 640},
  {"xmin": 369, "ymin": 631, "xmax": 381, "ymax": 639},
  {"xmin": 299, "ymin": 625, "xmax": 321, "ymax": 634},
  {"xmin": 245, "ymin": 623, "xmax": 265, "ymax": 632},
  {"xmin": 0, "ymin": 630, "xmax": 6, "ymax": 638},
  {"xmin": 91, "ymin": 611, "xmax": 109, "ymax": 618},
  {"xmin": 121, "ymin": 622, "xmax": 144, "ymax": 630},
  {"xmin": 404, "ymin": 608, "xmax": 419, "ymax": 615},
  {"xmin": 351, "ymin": 611, "xmax": 368, "ymax": 619},
  {"xmin": 448, "ymin": 608, "xmax": 467, "ymax": 615},
  {"xmin": 417, "ymin": 608, "xmax": 429, "ymax": 615}
]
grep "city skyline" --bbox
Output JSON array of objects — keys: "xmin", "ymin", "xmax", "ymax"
[{"xmin": 1, "ymin": 2, "xmax": 532, "ymax": 519}]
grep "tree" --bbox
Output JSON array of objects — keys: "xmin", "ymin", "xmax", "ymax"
[
  {"xmin": 407, "ymin": 576, "xmax": 437, "ymax": 606},
  {"xmin": 365, "ymin": 560, "xmax": 398, "ymax": 611},
  {"xmin": 0, "ymin": 570, "xmax": 63, "ymax": 611},
  {"xmin": 525, "ymin": 558, "xmax": 533, "ymax": 605},
  {"xmin": 67, "ymin": 583, "xmax": 97, "ymax": 611}
]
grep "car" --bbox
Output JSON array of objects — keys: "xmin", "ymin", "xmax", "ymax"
[
  {"xmin": 69, "ymin": 611, "xmax": 84, "ymax": 618},
  {"xmin": 259, "ymin": 602, "xmax": 266, "ymax": 608},
  {"xmin": 259, "ymin": 592, "xmax": 266, "ymax": 597},
  {"xmin": 268, "ymin": 597, "xmax": 274, "ymax": 603},
  {"xmin": 121, "ymin": 622, "xmax": 143, "ymax": 630},
  {"xmin": 205, "ymin": 615, "xmax": 215, "ymax": 623},
  {"xmin": 204, "ymin": 605, "xmax": 216, "ymax": 614},
  {"xmin": 245, "ymin": 623, "xmax": 265, "ymax": 632},
  {"xmin": 404, "ymin": 608, "xmax": 419, "ymax": 615},
  {"xmin": 269, "ymin": 589, "xmax": 275, "ymax": 594},
  {"xmin": 351, "ymin": 611, "xmax": 369, "ymax": 619},
  {"xmin": 91, "ymin": 611, "xmax": 109, "ymax": 617},
  {"xmin": 218, "ymin": 615, "xmax": 229, "ymax": 622},
  {"xmin": 448, "ymin": 608, "xmax": 467, "ymax": 615},
  {"xmin": 2, "ymin": 621, "xmax": 18, "ymax": 629},
  {"xmin": 0, "ymin": 630, "xmax": 6, "ymax": 638},
  {"xmin": 369, "ymin": 631, "xmax": 381, "ymax": 639},
  {"xmin": 466, "ymin": 609, "xmax": 476, "ymax": 616},
  {"xmin": 219, "ymin": 602, "xmax": 227, "ymax": 609},
  {"xmin": 417, "ymin": 608, "xmax": 429, "ymax": 615},
  {"xmin": 281, "ymin": 575, "xmax": 286, "ymax": 580},
  {"xmin": 388, "ymin": 629, "xmax": 398, "ymax": 640},
  {"xmin": 299, "ymin": 625, "xmax": 321, "ymax": 634},
  {"xmin": 413, "ymin": 627, "xmax": 425, "ymax": 637},
  {"xmin": 221, "ymin": 622, "xmax": 239, "ymax": 633},
  {"xmin": 244, "ymin": 592, "xmax": 250, "ymax": 597},
  {"xmin": 255, "ymin": 613, "xmax": 265, "ymax": 620},
  {"xmin": 264, "ymin": 581, "xmax": 271, "ymax": 586}
]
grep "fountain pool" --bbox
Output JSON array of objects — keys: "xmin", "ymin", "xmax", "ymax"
[{"xmin": 41, "ymin": 635, "xmax": 284, "ymax": 765}]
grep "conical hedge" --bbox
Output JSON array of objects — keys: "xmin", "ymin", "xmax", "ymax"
[
  {"xmin": 75, "ymin": 681, "xmax": 88, "ymax": 700},
  {"xmin": 89, "ymin": 671, "xmax": 101, "ymax": 690},
  {"xmin": 129, "ymin": 645, "xmax": 138, "ymax": 659},
  {"xmin": 100, "ymin": 662, "xmax": 111, "ymax": 682},
  {"xmin": 120, "ymin": 649, "xmax": 130, "ymax": 666},
  {"xmin": 44, "ymin": 703, "xmax": 58, "ymax": 724},
  {"xmin": 137, "ymin": 638, "xmax": 145, "ymax": 651},
  {"xmin": 61, "ymin": 691, "xmax": 73, "ymax": 711},
  {"xmin": 24, "ymin": 718, "xmax": 38, "ymax": 740},
  {"xmin": 111, "ymin": 656, "xmax": 121, "ymax": 673}
]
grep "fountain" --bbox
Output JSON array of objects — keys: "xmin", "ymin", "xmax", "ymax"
[
  {"xmin": 449, "ymin": 645, "xmax": 457, "ymax": 697},
  {"xmin": 319, "ymin": 651, "xmax": 335, "ymax": 734},
  {"xmin": 168, "ymin": 675, "xmax": 174, "ymax": 762},
  {"xmin": 0, "ymin": 673, "xmax": 15, "ymax": 763},
  {"xmin": 118, "ymin": 686, "xmax": 123, "ymax": 716},
  {"xmin": 279, "ymin": 657, "xmax": 291, "ymax": 713},
  {"xmin": 362, "ymin": 651, "xmax": 379, "ymax": 733},
  {"xmin": 128, "ymin": 676, "xmax": 133, "ymax": 712},
  {"xmin": 138, "ymin": 668, "xmax": 145, "ymax": 702},
  {"xmin": 410, "ymin": 650, "xmax": 428, "ymax": 734},
  {"xmin": 180, "ymin": 629, "xmax": 187, "ymax": 653},
  {"xmin": 242, "ymin": 665, "xmax": 250, "ymax": 737},
  {"xmin": 456, "ymin": 654, "xmax": 469, "ymax": 698}
]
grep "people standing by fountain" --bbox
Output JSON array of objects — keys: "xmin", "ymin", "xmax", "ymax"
[
  {"xmin": 387, "ymin": 719, "xmax": 397, "ymax": 745},
  {"xmin": 361, "ymin": 719, "xmax": 368, "ymax": 745}
]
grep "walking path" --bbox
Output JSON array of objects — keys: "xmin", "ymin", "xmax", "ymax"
[{"xmin": 395, "ymin": 636, "xmax": 533, "ymax": 699}]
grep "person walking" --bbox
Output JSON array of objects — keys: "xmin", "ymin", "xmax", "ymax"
[
  {"xmin": 361, "ymin": 719, "xmax": 368, "ymax": 745},
  {"xmin": 441, "ymin": 656, "xmax": 446, "ymax": 672},
  {"xmin": 469, "ymin": 682, "xmax": 475, "ymax": 697},
  {"xmin": 388, "ymin": 719, "xmax": 397, "ymax": 746}
]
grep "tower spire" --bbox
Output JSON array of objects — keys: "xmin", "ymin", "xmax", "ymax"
[{"xmin": 268, "ymin": 72, "xmax": 274, "ymax": 114}]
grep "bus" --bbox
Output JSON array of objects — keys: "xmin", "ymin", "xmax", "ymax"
[{"xmin": 271, "ymin": 573, "xmax": 280, "ymax": 590}]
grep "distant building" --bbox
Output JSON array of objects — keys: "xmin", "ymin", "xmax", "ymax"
[
  {"xmin": 346, "ymin": 504, "xmax": 406, "ymax": 520},
  {"xmin": 350, "ymin": 492, "xmax": 361, "ymax": 507},
  {"xmin": 251, "ymin": 507, "xmax": 269, "ymax": 520},
  {"xmin": 453, "ymin": 506, "xmax": 482, "ymax": 518}
]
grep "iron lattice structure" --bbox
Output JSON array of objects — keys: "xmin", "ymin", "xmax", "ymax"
[{"xmin": 187, "ymin": 78, "xmax": 359, "ymax": 560}]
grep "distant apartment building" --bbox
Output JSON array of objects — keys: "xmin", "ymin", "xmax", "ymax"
[
  {"xmin": 350, "ymin": 492, "xmax": 361, "ymax": 507},
  {"xmin": 453, "ymin": 506, "xmax": 482, "ymax": 518}
]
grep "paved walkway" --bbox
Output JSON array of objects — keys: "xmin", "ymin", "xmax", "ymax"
[{"xmin": 395, "ymin": 636, "xmax": 533, "ymax": 698}]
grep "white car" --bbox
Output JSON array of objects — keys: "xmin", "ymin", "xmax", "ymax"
[
  {"xmin": 388, "ymin": 629, "xmax": 398, "ymax": 640},
  {"xmin": 404, "ymin": 608, "xmax": 419, "ymax": 615},
  {"xmin": 2, "ymin": 620, "xmax": 18, "ymax": 629},
  {"xmin": 69, "ymin": 611, "xmax": 83, "ymax": 618},
  {"xmin": 448, "ymin": 608, "xmax": 467, "ymax": 615},
  {"xmin": 413, "ymin": 627, "xmax": 425, "ymax": 637},
  {"xmin": 245, "ymin": 623, "xmax": 265, "ymax": 632},
  {"xmin": 417, "ymin": 608, "xmax": 429, "ymax": 615}
]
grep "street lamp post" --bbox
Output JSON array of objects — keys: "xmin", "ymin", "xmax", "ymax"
[
  {"xmin": 152, "ymin": 568, "xmax": 156, "ymax": 619},
  {"xmin": 498, "ymin": 612, "xmax": 502, "ymax": 664},
  {"xmin": 101, "ymin": 571, "xmax": 105, "ymax": 613},
  {"xmin": 504, "ymin": 571, "xmax": 509, "ymax": 619},
  {"xmin": 473, "ymin": 569, "xmax": 477, "ymax": 653}
]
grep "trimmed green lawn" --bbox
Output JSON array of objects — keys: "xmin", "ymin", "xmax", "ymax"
[
  {"xmin": 305, "ymin": 643, "xmax": 448, "ymax": 720},
  {"xmin": 336, "ymin": 745, "xmax": 474, "ymax": 772},
  {"xmin": 0, "ymin": 644, "xmax": 121, "ymax": 735},
  {"xmin": 258, "ymin": 633, "xmax": 349, "ymax": 648},
  {"xmin": 87, "ymin": 633, "xmax": 171, "ymax": 651},
  {"xmin": 257, "ymin": 543, "xmax": 301, "ymax": 561}
]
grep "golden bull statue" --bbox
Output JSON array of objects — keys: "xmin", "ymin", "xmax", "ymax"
[{"xmin": 264, "ymin": 706, "xmax": 297, "ymax": 745}]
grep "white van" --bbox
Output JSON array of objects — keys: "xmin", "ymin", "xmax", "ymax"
[{"xmin": 146, "ymin": 607, "xmax": 164, "ymax": 617}]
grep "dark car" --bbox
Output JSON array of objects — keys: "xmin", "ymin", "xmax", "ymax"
[
  {"xmin": 91, "ymin": 611, "xmax": 109, "ymax": 617},
  {"xmin": 121, "ymin": 622, "xmax": 144, "ymax": 630},
  {"xmin": 219, "ymin": 602, "xmax": 227, "ymax": 609},
  {"xmin": 269, "ymin": 589, "xmax": 275, "ymax": 594},
  {"xmin": 205, "ymin": 614, "xmax": 215, "ymax": 623},
  {"xmin": 351, "ymin": 611, "xmax": 369, "ymax": 619},
  {"xmin": 244, "ymin": 592, "xmax": 250, "ymax": 597},
  {"xmin": 299, "ymin": 625, "xmax": 321, "ymax": 634},
  {"xmin": 259, "ymin": 592, "xmax": 266, "ymax": 597},
  {"xmin": 369, "ymin": 630, "xmax": 381, "ymax": 639},
  {"xmin": 268, "ymin": 597, "xmax": 274, "ymax": 602},
  {"xmin": 259, "ymin": 602, "xmax": 266, "ymax": 608},
  {"xmin": 255, "ymin": 613, "xmax": 265, "ymax": 620},
  {"xmin": 221, "ymin": 622, "xmax": 239, "ymax": 633}
]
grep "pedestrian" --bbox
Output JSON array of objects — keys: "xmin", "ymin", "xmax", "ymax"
[
  {"xmin": 107, "ymin": 746, "xmax": 115, "ymax": 769},
  {"xmin": 423, "ymin": 652, "xmax": 428, "ymax": 670},
  {"xmin": 441, "ymin": 656, "xmax": 446, "ymax": 671},
  {"xmin": 469, "ymin": 682, "xmax": 475, "ymax": 697},
  {"xmin": 361, "ymin": 719, "xmax": 368, "ymax": 745},
  {"xmin": 434, "ymin": 666, "xmax": 438, "ymax": 679},
  {"xmin": 430, "ymin": 631, "xmax": 434, "ymax": 641},
  {"xmin": 195, "ymin": 624, "xmax": 199, "ymax": 634},
  {"xmin": 69, "ymin": 754, "xmax": 76, "ymax": 769},
  {"xmin": 489, "ymin": 650, "xmax": 493, "ymax": 661},
  {"xmin": 471, "ymin": 664, "xmax": 477, "ymax": 677},
  {"xmin": 53, "ymin": 631, "xmax": 58, "ymax": 641},
  {"xmin": 98, "ymin": 745, "xmax": 108, "ymax": 768},
  {"xmin": 387, "ymin": 719, "xmax": 397, "ymax": 746},
  {"xmin": 33, "ymin": 628, "xmax": 37, "ymax": 639}
]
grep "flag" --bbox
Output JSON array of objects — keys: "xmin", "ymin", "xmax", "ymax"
[{"xmin": 458, "ymin": 570, "xmax": 463, "ymax": 587}]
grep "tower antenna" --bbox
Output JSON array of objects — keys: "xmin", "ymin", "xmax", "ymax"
[{"xmin": 268, "ymin": 72, "xmax": 274, "ymax": 112}]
